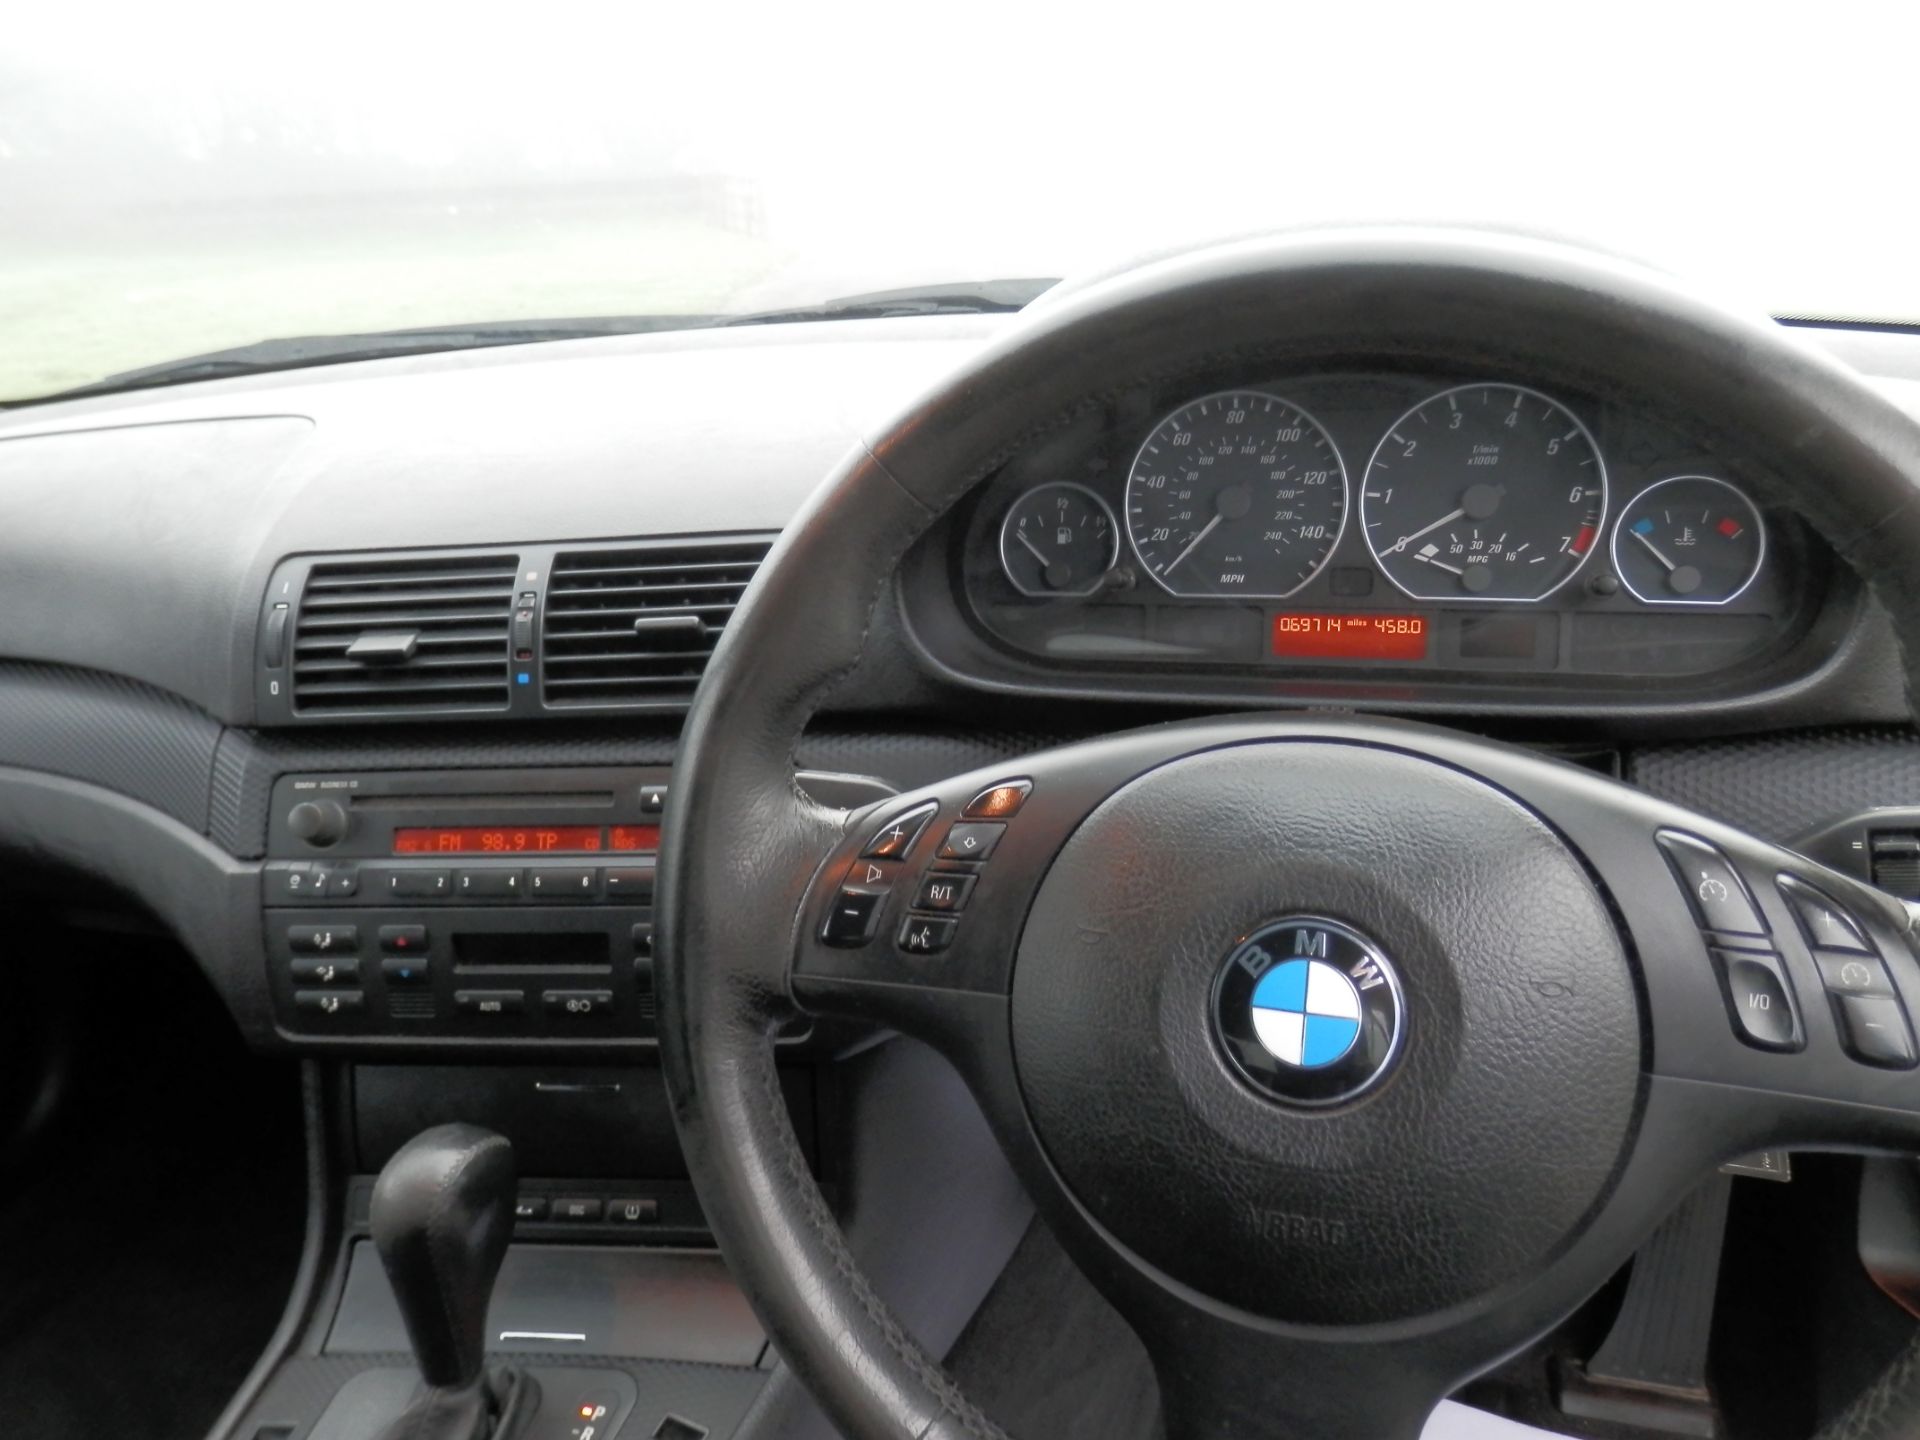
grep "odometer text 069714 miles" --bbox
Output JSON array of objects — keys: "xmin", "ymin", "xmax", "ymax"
[
  {"xmin": 1359, "ymin": 384, "xmax": 1607, "ymax": 603},
  {"xmin": 1125, "ymin": 391, "xmax": 1348, "ymax": 598}
]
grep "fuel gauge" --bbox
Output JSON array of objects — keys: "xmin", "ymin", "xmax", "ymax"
[
  {"xmin": 999, "ymin": 482, "xmax": 1119, "ymax": 597},
  {"xmin": 1611, "ymin": 475, "xmax": 1766, "ymax": 606}
]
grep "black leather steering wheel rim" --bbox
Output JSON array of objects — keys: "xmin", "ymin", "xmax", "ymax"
[{"xmin": 656, "ymin": 229, "xmax": 1920, "ymax": 1440}]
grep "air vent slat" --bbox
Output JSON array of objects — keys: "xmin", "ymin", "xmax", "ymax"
[
  {"xmin": 539, "ymin": 537, "xmax": 771, "ymax": 708},
  {"xmin": 291, "ymin": 553, "xmax": 517, "ymax": 715}
]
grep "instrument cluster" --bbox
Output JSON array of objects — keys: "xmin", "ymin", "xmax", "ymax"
[{"xmin": 958, "ymin": 371, "xmax": 1813, "ymax": 682}]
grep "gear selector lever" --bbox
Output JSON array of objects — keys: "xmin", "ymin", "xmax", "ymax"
[{"xmin": 366, "ymin": 1123, "xmax": 537, "ymax": 1440}]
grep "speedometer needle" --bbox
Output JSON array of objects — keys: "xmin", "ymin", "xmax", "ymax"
[
  {"xmin": 1391, "ymin": 507, "xmax": 1467, "ymax": 553},
  {"xmin": 1628, "ymin": 528, "xmax": 1678, "ymax": 572},
  {"xmin": 1165, "ymin": 513, "xmax": 1224, "ymax": 574}
]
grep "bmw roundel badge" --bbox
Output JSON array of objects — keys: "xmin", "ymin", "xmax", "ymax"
[{"xmin": 1211, "ymin": 916, "xmax": 1406, "ymax": 1106}]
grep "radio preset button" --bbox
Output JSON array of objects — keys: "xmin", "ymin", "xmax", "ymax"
[
  {"xmin": 529, "ymin": 867, "xmax": 599, "ymax": 899},
  {"xmin": 457, "ymin": 869, "xmax": 523, "ymax": 899},
  {"xmin": 380, "ymin": 868, "xmax": 453, "ymax": 899},
  {"xmin": 455, "ymin": 989, "xmax": 525, "ymax": 1015},
  {"xmin": 860, "ymin": 802, "xmax": 936, "ymax": 861},
  {"xmin": 288, "ymin": 924, "xmax": 359, "ymax": 954}
]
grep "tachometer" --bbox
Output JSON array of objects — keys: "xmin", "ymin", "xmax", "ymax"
[
  {"xmin": 1125, "ymin": 391, "xmax": 1348, "ymax": 597},
  {"xmin": 1360, "ymin": 384, "xmax": 1607, "ymax": 602},
  {"xmin": 1611, "ymin": 475, "xmax": 1765, "ymax": 605}
]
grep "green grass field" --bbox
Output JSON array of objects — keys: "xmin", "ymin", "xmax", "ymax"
[{"xmin": 0, "ymin": 205, "xmax": 785, "ymax": 400}]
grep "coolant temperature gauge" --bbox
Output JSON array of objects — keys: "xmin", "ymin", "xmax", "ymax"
[
  {"xmin": 998, "ymin": 482, "xmax": 1119, "ymax": 596},
  {"xmin": 1611, "ymin": 475, "xmax": 1766, "ymax": 605}
]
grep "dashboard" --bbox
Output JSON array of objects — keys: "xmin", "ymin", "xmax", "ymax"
[
  {"xmin": 0, "ymin": 312, "xmax": 1913, "ymax": 1061},
  {"xmin": 922, "ymin": 369, "xmax": 1835, "ymax": 702}
]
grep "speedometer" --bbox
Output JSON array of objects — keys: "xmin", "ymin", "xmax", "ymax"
[
  {"xmin": 1360, "ymin": 384, "xmax": 1607, "ymax": 603},
  {"xmin": 1125, "ymin": 391, "xmax": 1348, "ymax": 597}
]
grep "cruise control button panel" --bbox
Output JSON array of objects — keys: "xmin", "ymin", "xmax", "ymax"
[
  {"xmin": 1712, "ymin": 949, "xmax": 1801, "ymax": 1052},
  {"xmin": 938, "ymin": 822, "xmax": 1006, "ymax": 862},
  {"xmin": 1657, "ymin": 830, "xmax": 1768, "ymax": 936},
  {"xmin": 1836, "ymin": 994, "xmax": 1918, "ymax": 1068},
  {"xmin": 860, "ymin": 802, "xmax": 936, "ymax": 861}
]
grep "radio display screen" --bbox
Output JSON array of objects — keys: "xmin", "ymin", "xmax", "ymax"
[{"xmin": 392, "ymin": 824, "xmax": 660, "ymax": 855}]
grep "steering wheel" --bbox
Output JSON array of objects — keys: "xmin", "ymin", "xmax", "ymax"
[{"xmin": 656, "ymin": 230, "xmax": 1920, "ymax": 1440}]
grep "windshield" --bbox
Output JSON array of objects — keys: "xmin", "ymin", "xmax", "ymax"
[{"xmin": 7, "ymin": 3, "xmax": 1918, "ymax": 402}]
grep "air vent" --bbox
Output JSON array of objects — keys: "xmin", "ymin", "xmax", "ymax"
[
  {"xmin": 291, "ymin": 553, "xmax": 519, "ymax": 715},
  {"xmin": 1871, "ymin": 831, "xmax": 1920, "ymax": 901},
  {"xmin": 541, "ymin": 537, "xmax": 773, "ymax": 708}
]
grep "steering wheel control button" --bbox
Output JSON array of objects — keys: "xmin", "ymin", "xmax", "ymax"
[
  {"xmin": 898, "ymin": 915, "xmax": 959, "ymax": 954},
  {"xmin": 290, "ymin": 956, "xmax": 361, "ymax": 985},
  {"xmin": 937, "ymin": 822, "xmax": 1006, "ymax": 862},
  {"xmin": 1212, "ymin": 917, "xmax": 1405, "ymax": 1107},
  {"xmin": 912, "ymin": 873, "xmax": 977, "ymax": 912},
  {"xmin": 963, "ymin": 780, "xmax": 1032, "ymax": 819},
  {"xmin": 1835, "ymin": 994, "xmax": 1918, "ymax": 1069},
  {"xmin": 821, "ymin": 887, "xmax": 888, "ymax": 947},
  {"xmin": 1776, "ymin": 875, "xmax": 1871, "ymax": 953},
  {"xmin": 1656, "ymin": 831, "xmax": 1768, "ymax": 936},
  {"xmin": 455, "ymin": 989, "xmax": 525, "ymax": 1016},
  {"xmin": 859, "ymin": 802, "xmax": 936, "ymax": 861},
  {"xmin": 294, "ymin": 989, "xmax": 365, "ymax": 1016},
  {"xmin": 288, "ymin": 924, "xmax": 359, "ymax": 954},
  {"xmin": 1710, "ymin": 950, "xmax": 1802, "ymax": 1051},
  {"xmin": 843, "ymin": 858, "xmax": 899, "ymax": 889},
  {"xmin": 1815, "ymin": 952, "xmax": 1894, "ymax": 997}
]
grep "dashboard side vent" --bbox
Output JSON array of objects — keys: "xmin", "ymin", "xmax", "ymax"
[
  {"xmin": 291, "ymin": 553, "xmax": 519, "ymax": 715},
  {"xmin": 541, "ymin": 537, "xmax": 773, "ymax": 708},
  {"xmin": 1870, "ymin": 831, "xmax": 1920, "ymax": 902}
]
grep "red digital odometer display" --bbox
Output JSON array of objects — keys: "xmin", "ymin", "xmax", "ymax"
[
  {"xmin": 1272, "ymin": 613, "xmax": 1429, "ymax": 662},
  {"xmin": 392, "ymin": 825, "xmax": 660, "ymax": 855}
]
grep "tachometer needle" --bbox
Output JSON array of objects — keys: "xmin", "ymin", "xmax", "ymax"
[
  {"xmin": 1628, "ymin": 528, "xmax": 1678, "ymax": 572},
  {"xmin": 1165, "ymin": 513, "xmax": 1224, "ymax": 574},
  {"xmin": 1391, "ymin": 507, "xmax": 1468, "ymax": 553},
  {"xmin": 1014, "ymin": 529, "xmax": 1052, "ymax": 565}
]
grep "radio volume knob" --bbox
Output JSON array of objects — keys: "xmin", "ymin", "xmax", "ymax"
[{"xmin": 288, "ymin": 800, "xmax": 349, "ymax": 847}]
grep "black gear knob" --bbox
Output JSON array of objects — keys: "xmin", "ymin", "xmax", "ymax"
[{"xmin": 370, "ymin": 1123, "xmax": 516, "ymax": 1389}]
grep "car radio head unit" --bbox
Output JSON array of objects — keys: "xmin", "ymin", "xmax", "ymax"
[{"xmin": 262, "ymin": 766, "xmax": 670, "ymax": 1049}]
